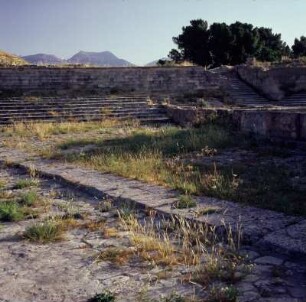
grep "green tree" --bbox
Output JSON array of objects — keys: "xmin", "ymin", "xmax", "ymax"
[
  {"xmin": 172, "ymin": 19, "xmax": 212, "ymax": 67},
  {"xmin": 292, "ymin": 36, "xmax": 306, "ymax": 57},
  {"xmin": 208, "ymin": 22, "xmax": 232, "ymax": 66},
  {"xmin": 168, "ymin": 49, "xmax": 182, "ymax": 62},
  {"xmin": 228, "ymin": 22, "xmax": 260, "ymax": 65},
  {"xmin": 255, "ymin": 27, "xmax": 289, "ymax": 61},
  {"xmin": 169, "ymin": 20, "xmax": 288, "ymax": 67}
]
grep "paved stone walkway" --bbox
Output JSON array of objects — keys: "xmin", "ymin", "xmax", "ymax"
[{"xmin": 0, "ymin": 146, "xmax": 306, "ymax": 301}]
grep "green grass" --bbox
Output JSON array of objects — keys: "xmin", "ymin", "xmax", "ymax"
[
  {"xmin": 207, "ymin": 285, "xmax": 238, "ymax": 302},
  {"xmin": 14, "ymin": 178, "xmax": 39, "ymax": 189},
  {"xmin": 51, "ymin": 124, "xmax": 305, "ymax": 216},
  {"xmin": 0, "ymin": 179, "xmax": 6, "ymax": 189},
  {"xmin": 19, "ymin": 191, "xmax": 40, "ymax": 206},
  {"xmin": 58, "ymin": 125, "xmax": 240, "ymax": 197},
  {"xmin": 0, "ymin": 201, "xmax": 25, "ymax": 222},
  {"xmin": 231, "ymin": 163, "xmax": 306, "ymax": 216},
  {"xmin": 175, "ymin": 195, "xmax": 197, "ymax": 209},
  {"xmin": 23, "ymin": 220, "xmax": 63, "ymax": 243},
  {"xmin": 60, "ymin": 124, "xmax": 236, "ymax": 156}
]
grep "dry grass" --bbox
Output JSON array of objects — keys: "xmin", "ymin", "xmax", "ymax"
[
  {"xmin": 0, "ymin": 120, "xmax": 130, "ymax": 140},
  {"xmin": 117, "ymin": 211, "xmax": 243, "ymax": 271},
  {"xmin": 97, "ymin": 247, "xmax": 135, "ymax": 265}
]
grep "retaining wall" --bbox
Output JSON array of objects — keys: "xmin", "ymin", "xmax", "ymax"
[
  {"xmin": 0, "ymin": 66, "xmax": 222, "ymax": 97},
  {"xmin": 167, "ymin": 105, "xmax": 306, "ymax": 141},
  {"xmin": 237, "ymin": 65, "xmax": 306, "ymax": 101}
]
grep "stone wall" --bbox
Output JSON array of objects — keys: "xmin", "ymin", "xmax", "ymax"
[
  {"xmin": 0, "ymin": 66, "xmax": 222, "ymax": 97},
  {"xmin": 237, "ymin": 65, "xmax": 306, "ymax": 101},
  {"xmin": 166, "ymin": 105, "xmax": 306, "ymax": 141}
]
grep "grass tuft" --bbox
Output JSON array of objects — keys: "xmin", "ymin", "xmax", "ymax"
[
  {"xmin": 23, "ymin": 220, "xmax": 63, "ymax": 243},
  {"xmin": 174, "ymin": 195, "xmax": 197, "ymax": 209},
  {"xmin": 207, "ymin": 285, "xmax": 238, "ymax": 302},
  {"xmin": 14, "ymin": 178, "xmax": 39, "ymax": 189},
  {"xmin": 0, "ymin": 201, "xmax": 25, "ymax": 222},
  {"xmin": 19, "ymin": 191, "xmax": 40, "ymax": 206}
]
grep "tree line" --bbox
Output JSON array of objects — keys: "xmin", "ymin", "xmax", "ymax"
[{"xmin": 163, "ymin": 20, "xmax": 306, "ymax": 68}]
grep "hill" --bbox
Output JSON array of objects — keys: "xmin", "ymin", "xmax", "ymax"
[
  {"xmin": 22, "ymin": 53, "xmax": 64, "ymax": 65},
  {"xmin": 67, "ymin": 51, "xmax": 134, "ymax": 66},
  {"xmin": 0, "ymin": 50, "xmax": 28, "ymax": 66}
]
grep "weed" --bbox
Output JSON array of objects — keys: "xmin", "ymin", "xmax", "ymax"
[
  {"xmin": 0, "ymin": 201, "xmax": 25, "ymax": 222},
  {"xmin": 97, "ymin": 247, "xmax": 134, "ymax": 265},
  {"xmin": 14, "ymin": 178, "xmax": 39, "ymax": 189},
  {"xmin": 99, "ymin": 199, "xmax": 113, "ymax": 212},
  {"xmin": 195, "ymin": 206, "xmax": 222, "ymax": 216},
  {"xmin": 23, "ymin": 220, "xmax": 63, "ymax": 243},
  {"xmin": 0, "ymin": 179, "xmax": 6, "ymax": 189},
  {"xmin": 120, "ymin": 214, "xmax": 200, "ymax": 266},
  {"xmin": 161, "ymin": 293, "xmax": 187, "ymax": 302},
  {"xmin": 28, "ymin": 165, "xmax": 38, "ymax": 178},
  {"xmin": 116, "ymin": 203, "xmax": 136, "ymax": 222},
  {"xmin": 82, "ymin": 219, "xmax": 106, "ymax": 232},
  {"xmin": 174, "ymin": 195, "xmax": 197, "ymax": 209},
  {"xmin": 102, "ymin": 227, "xmax": 119, "ymax": 238},
  {"xmin": 207, "ymin": 285, "xmax": 238, "ymax": 302},
  {"xmin": 88, "ymin": 291, "xmax": 115, "ymax": 302},
  {"xmin": 19, "ymin": 191, "xmax": 40, "ymax": 206}
]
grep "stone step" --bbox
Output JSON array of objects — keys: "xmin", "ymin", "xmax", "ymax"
[
  {"xmin": 0, "ymin": 107, "xmax": 164, "ymax": 114},
  {"xmin": 0, "ymin": 97, "xmax": 148, "ymax": 103},
  {"xmin": 0, "ymin": 110, "xmax": 165, "ymax": 119},
  {"xmin": 0, "ymin": 100, "xmax": 149, "ymax": 106},
  {"xmin": 0, "ymin": 103, "xmax": 151, "ymax": 111},
  {"xmin": 0, "ymin": 116, "xmax": 172, "ymax": 125}
]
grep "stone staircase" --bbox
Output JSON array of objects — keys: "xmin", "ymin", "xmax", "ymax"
[
  {"xmin": 0, "ymin": 96, "xmax": 171, "ymax": 125},
  {"xmin": 211, "ymin": 68, "xmax": 306, "ymax": 108}
]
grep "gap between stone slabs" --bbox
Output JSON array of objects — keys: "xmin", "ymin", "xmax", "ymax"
[{"xmin": 0, "ymin": 147, "xmax": 305, "ymax": 258}]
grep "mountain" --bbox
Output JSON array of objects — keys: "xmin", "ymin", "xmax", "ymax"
[
  {"xmin": 67, "ymin": 51, "xmax": 134, "ymax": 67},
  {"xmin": 22, "ymin": 53, "xmax": 64, "ymax": 65},
  {"xmin": 0, "ymin": 50, "xmax": 28, "ymax": 66}
]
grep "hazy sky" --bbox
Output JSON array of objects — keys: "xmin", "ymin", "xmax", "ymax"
[{"xmin": 0, "ymin": 0, "xmax": 305, "ymax": 65}]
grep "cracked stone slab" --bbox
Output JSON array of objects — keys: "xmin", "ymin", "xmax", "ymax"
[
  {"xmin": 257, "ymin": 219, "xmax": 306, "ymax": 256},
  {"xmin": 254, "ymin": 256, "xmax": 284, "ymax": 266}
]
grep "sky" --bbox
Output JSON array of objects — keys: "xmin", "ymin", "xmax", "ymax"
[{"xmin": 0, "ymin": 0, "xmax": 306, "ymax": 65}]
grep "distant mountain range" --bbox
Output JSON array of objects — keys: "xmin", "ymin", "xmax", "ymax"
[
  {"xmin": 21, "ymin": 51, "xmax": 134, "ymax": 67},
  {"xmin": 2, "ymin": 49, "xmax": 168, "ymax": 67}
]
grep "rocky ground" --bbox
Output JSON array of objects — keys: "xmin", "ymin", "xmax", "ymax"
[
  {"xmin": 0, "ymin": 122, "xmax": 306, "ymax": 301},
  {"xmin": 0, "ymin": 157, "xmax": 305, "ymax": 301}
]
